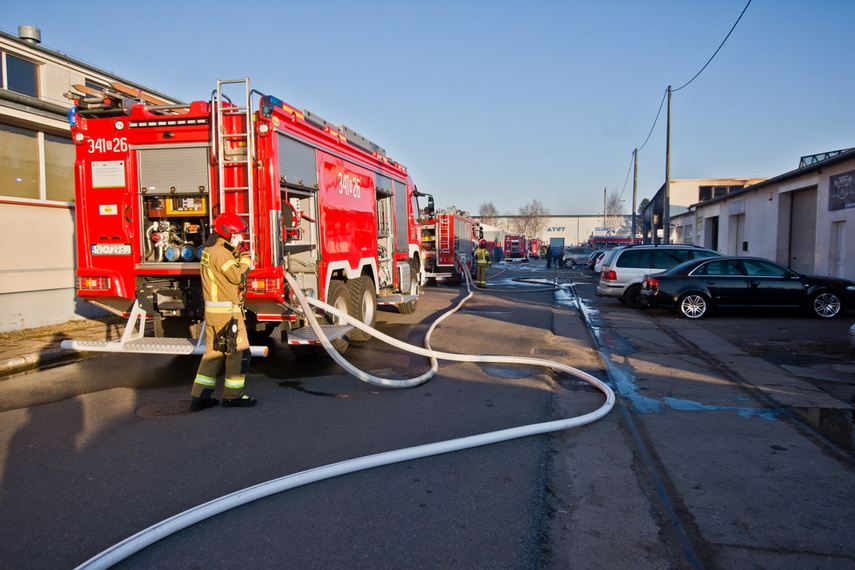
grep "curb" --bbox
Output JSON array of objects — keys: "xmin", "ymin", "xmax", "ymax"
[{"xmin": 0, "ymin": 347, "xmax": 78, "ymax": 377}]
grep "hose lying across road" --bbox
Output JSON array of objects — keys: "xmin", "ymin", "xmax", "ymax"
[{"xmin": 75, "ymin": 262, "xmax": 615, "ymax": 570}]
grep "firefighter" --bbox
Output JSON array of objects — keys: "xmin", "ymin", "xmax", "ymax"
[
  {"xmin": 190, "ymin": 213, "xmax": 256, "ymax": 411},
  {"xmin": 474, "ymin": 239, "xmax": 491, "ymax": 288}
]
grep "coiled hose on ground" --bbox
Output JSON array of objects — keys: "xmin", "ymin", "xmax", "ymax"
[{"xmin": 75, "ymin": 261, "xmax": 614, "ymax": 569}]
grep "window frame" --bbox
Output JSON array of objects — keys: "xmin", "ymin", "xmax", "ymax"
[
  {"xmin": 1, "ymin": 50, "xmax": 39, "ymax": 98},
  {"xmin": 0, "ymin": 121, "xmax": 75, "ymax": 207}
]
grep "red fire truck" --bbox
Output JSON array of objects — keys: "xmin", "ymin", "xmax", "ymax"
[
  {"xmin": 588, "ymin": 235, "xmax": 642, "ymax": 249},
  {"xmin": 504, "ymin": 235, "xmax": 527, "ymax": 259},
  {"xmin": 527, "ymin": 238, "xmax": 542, "ymax": 259},
  {"xmin": 417, "ymin": 197, "xmax": 478, "ymax": 282},
  {"xmin": 65, "ymin": 79, "xmax": 423, "ymax": 354}
]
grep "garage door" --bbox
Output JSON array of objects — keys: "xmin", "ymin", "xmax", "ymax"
[{"xmin": 789, "ymin": 187, "xmax": 817, "ymax": 274}]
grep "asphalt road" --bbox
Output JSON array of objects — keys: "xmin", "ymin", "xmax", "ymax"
[
  {"xmin": 0, "ymin": 261, "xmax": 853, "ymax": 569},
  {"xmin": 0, "ymin": 273, "xmax": 597, "ymax": 569}
]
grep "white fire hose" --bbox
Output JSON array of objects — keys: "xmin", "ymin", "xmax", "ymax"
[{"xmin": 75, "ymin": 260, "xmax": 614, "ymax": 570}]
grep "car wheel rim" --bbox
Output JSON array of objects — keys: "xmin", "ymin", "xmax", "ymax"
[
  {"xmin": 681, "ymin": 295, "xmax": 706, "ymax": 318},
  {"xmin": 814, "ymin": 293, "xmax": 840, "ymax": 317}
]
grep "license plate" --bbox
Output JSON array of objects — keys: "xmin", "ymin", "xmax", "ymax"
[{"xmin": 91, "ymin": 244, "xmax": 131, "ymax": 255}]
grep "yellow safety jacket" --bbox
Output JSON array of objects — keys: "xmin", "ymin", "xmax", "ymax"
[
  {"xmin": 475, "ymin": 247, "xmax": 491, "ymax": 267},
  {"xmin": 200, "ymin": 235, "xmax": 251, "ymax": 315}
]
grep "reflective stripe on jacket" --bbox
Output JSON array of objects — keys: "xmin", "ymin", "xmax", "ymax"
[{"xmin": 475, "ymin": 247, "xmax": 491, "ymax": 265}]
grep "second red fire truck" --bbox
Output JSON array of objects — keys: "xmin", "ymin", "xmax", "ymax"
[
  {"xmin": 417, "ymin": 197, "xmax": 478, "ymax": 282},
  {"xmin": 66, "ymin": 79, "xmax": 424, "ymax": 354},
  {"xmin": 503, "ymin": 235, "xmax": 527, "ymax": 259}
]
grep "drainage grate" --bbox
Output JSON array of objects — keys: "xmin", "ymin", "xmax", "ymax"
[
  {"xmin": 534, "ymin": 348, "xmax": 564, "ymax": 356},
  {"xmin": 137, "ymin": 399, "xmax": 194, "ymax": 418}
]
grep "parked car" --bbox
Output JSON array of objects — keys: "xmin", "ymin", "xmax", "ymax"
[
  {"xmin": 587, "ymin": 250, "xmax": 607, "ymax": 271},
  {"xmin": 594, "ymin": 251, "xmax": 609, "ymax": 274},
  {"xmin": 596, "ymin": 244, "xmax": 722, "ymax": 308},
  {"xmin": 640, "ymin": 256, "xmax": 855, "ymax": 319},
  {"xmin": 563, "ymin": 246, "xmax": 596, "ymax": 267}
]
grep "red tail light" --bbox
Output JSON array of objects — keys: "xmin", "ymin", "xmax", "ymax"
[
  {"xmin": 78, "ymin": 276, "xmax": 110, "ymax": 291},
  {"xmin": 604, "ymin": 270, "xmax": 617, "ymax": 280},
  {"xmin": 646, "ymin": 277, "xmax": 659, "ymax": 289},
  {"xmin": 248, "ymin": 277, "xmax": 282, "ymax": 293}
]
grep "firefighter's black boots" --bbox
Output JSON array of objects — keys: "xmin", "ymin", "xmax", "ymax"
[
  {"xmin": 190, "ymin": 388, "xmax": 219, "ymax": 412},
  {"xmin": 223, "ymin": 394, "xmax": 257, "ymax": 407}
]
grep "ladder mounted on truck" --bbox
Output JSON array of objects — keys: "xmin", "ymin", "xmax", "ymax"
[{"xmin": 212, "ymin": 79, "xmax": 257, "ymax": 257}]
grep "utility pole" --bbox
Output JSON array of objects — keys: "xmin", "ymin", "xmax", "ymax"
[
  {"xmin": 632, "ymin": 148, "xmax": 638, "ymax": 241},
  {"xmin": 664, "ymin": 85, "xmax": 672, "ymax": 244},
  {"xmin": 603, "ymin": 188, "xmax": 607, "ymax": 229}
]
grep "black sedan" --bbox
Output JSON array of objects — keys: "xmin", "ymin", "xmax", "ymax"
[{"xmin": 640, "ymin": 256, "xmax": 855, "ymax": 319}]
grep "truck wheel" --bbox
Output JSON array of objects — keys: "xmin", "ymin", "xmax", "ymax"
[
  {"xmin": 322, "ymin": 280, "xmax": 350, "ymax": 354},
  {"xmin": 398, "ymin": 261, "xmax": 420, "ymax": 315},
  {"xmin": 346, "ymin": 276, "xmax": 377, "ymax": 341}
]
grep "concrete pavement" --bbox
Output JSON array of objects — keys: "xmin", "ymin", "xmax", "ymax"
[{"xmin": 0, "ymin": 315, "xmax": 127, "ymax": 377}]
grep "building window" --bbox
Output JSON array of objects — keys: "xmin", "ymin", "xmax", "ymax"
[
  {"xmin": 0, "ymin": 123, "xmax": 75, "ymax": 203},
  {"xmin": 2, "ymin": 52, "xmax": 38, "ymax": 98},
  {"xmin": 45, "ymin": 134, "xmax": 75, "ymax": 202},
  {"xmin": 0, "ymin": 123, "xmax": 40, "ymax": 199}
]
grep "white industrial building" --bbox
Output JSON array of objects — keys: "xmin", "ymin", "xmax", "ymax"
[
  {"xmin": 669, "ymin": 149, "xmax": 855, "ymax": 279},
  {"xmin": 0, "ymin": 26, "xmax": 179, "ymax": 332}
]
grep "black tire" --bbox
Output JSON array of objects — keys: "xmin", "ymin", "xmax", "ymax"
[
  {"xmin": 624, "ymin": 284, "xmax": 645, "ymax": 309},
  {"xmin": 322, "ymin": 280, "xmax": 350, "ymax": 354},
  {"xmin": 398, "ymin": 260, "xmax": 420, "ymax": 315},
  {"xmin": 810, "ymin": 290, "xmax": 842, "ymax": 318},
  {"xmin": 346, "ymin": 276, "xmax": 377, "ymax": 341},
  {"xmin": 678, "ymin": 293, "xmax": 709, "ymax": 319}
]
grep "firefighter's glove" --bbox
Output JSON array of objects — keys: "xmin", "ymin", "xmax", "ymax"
[{"xmin": 213, "ymin": 318, "xmax": 239, "ymax": 353}]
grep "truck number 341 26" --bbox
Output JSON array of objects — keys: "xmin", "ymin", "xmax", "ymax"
[
  {"xmin": 87, "ymin": 137, "xmax": 129, "ymax": 154},
  {"xmin": 338, "ymin": 172, "xmax": 362, "ymax": 198}
]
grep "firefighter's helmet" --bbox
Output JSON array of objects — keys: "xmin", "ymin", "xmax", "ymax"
[
  {"xmin": 479, "ymin": 239, "xmax": 487, "ymax": 247},
  {"xmin": 213, "ymin": 213, "xmax": 247, "ymax": 238}
]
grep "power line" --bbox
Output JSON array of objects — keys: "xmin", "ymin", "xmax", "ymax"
[
  {"xmin": 673, "ymin": 0, "xmax": 753, "ymax": 92},
  {"xmin": 617, "ymin": 150, "xmax": 635, "ymax": 202},
  {"xmin": 622, "ymin": 0, "xmax": 753, "ymax": 195},
  {"xmin": 638, "ymin": 89, "xmax": 668, "ymax": 153}
]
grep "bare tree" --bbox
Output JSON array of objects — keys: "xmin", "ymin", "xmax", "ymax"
[
  {"xmin": 478, "ymin": 201, "xmax": 499, "ymax": 226},
  {"xmin": 516, "ymin": 199, "xmax": 549, "ymax": 237},
  {"xmin": 605, "ymin": 191, "xmax": 626, "ymax": 233}
]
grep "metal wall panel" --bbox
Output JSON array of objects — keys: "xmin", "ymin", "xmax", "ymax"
[
  {"xmin": 278, "ymin": 135, "xmax": 318, "ymax": 188},
  {"xmin": 138, "ymin": 147, "xmax": 209, "ymax": 194}
]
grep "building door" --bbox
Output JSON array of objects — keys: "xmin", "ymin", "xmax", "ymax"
[
  {"xmin": 830, "ymin": 221, "xmax": 846, "ymax": 278},
  {"xmin": 704, "ymin": 216, "xmax": 719, "ymax": 251},
  {"xmin": 728, "ymin": 214, "xmax": 746, "ymax": 255},
  {"xmin": 788, "ymin": 188, "xmax": 817, "ymax": 274}
]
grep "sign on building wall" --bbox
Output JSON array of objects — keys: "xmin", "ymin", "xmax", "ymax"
[{"xmin": 829, "ymin": 169, "xmax": 855, "ymax": 211}]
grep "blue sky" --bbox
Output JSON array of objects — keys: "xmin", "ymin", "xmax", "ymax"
[{"xmin": 5, "ymin": 1, "xmax": 853, "ymax": 216}]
